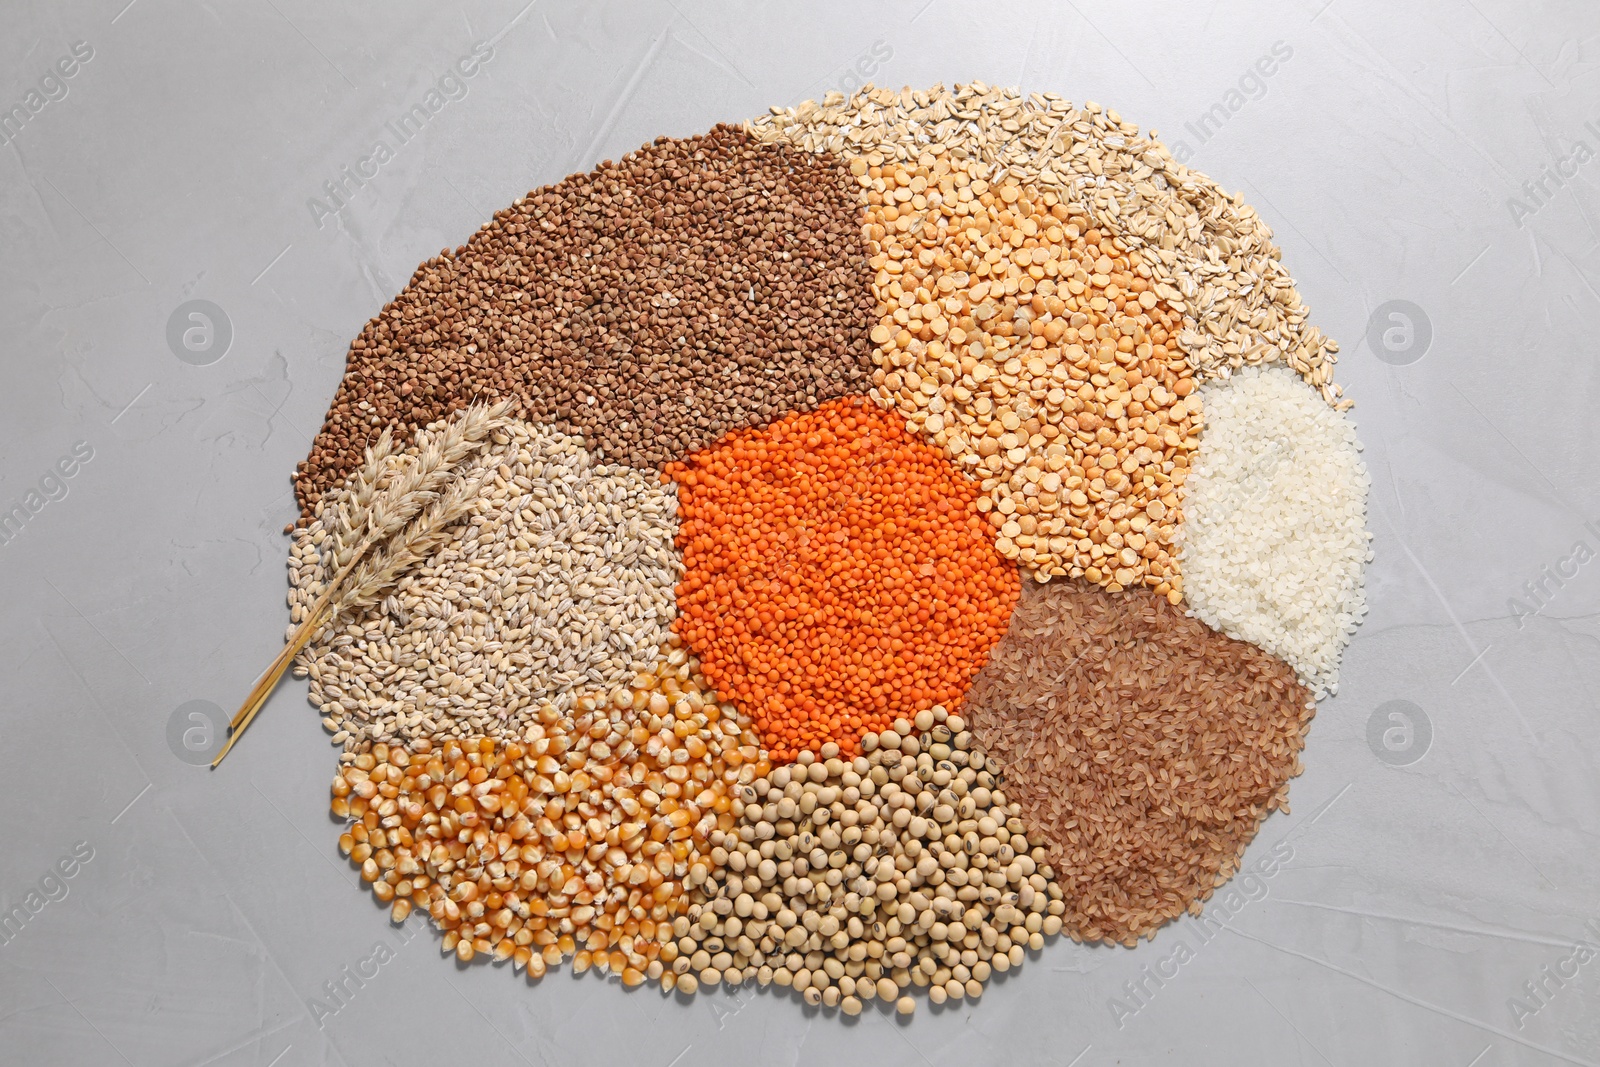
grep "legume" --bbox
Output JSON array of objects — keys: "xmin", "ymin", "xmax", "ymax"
[
  {"xmin": 750, "ymin": 83, "xmax": 1348, "ymax": 409},
  {"xmin": 670, "ymin": 709, "xmax": 1064, "ymax": 1013},
  {"xmin": 861, "ymin": 152, "xmax": 1198, "ymax": 592},
  {"xmin": 668, "ymin": 398, "xmax": 1019, "ymax": 761}
]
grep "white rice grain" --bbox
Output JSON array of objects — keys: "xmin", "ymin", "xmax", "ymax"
[{"xmin": 1179, "ymin": 364, "xmax": 1371, "ymax": 697}]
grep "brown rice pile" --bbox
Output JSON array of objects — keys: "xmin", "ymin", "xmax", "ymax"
[{"xmin": 962, "ymin": 575, "xmax": 1312, "ymax": 945}]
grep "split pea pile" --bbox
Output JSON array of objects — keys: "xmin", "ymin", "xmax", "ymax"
[
  {"xmin": 290, "ymin": 422, "xmax": 680, "ymax": 745},
  {"xmin": 670, "ymin": 709, "xmax": 1064, "ymax": 1014},
  {"xmin": 293, "ymin": 125, "xmax": 875, "ymax": 521},
  {"xmin": 860, "ymin": 152, "xmax": 1198, "ymax": 593}
]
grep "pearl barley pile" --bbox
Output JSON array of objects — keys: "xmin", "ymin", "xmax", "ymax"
[
  {"xmin": 265, "ymin": 83, "xmax": 1370, "ymax": 1023},
  {"xmin": 290, "ymin": 421, "xmax": 681, "ymax": 745}
]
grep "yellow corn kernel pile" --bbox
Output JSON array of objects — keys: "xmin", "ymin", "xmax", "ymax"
[{"xmin": 332, "ymin": 646, "xmax": 769, "ymax": 987}]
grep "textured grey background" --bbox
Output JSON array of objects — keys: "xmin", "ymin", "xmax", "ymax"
[{"xmin": 2, "ymin": 1, "xmax": 1597, "ymax": 1064}]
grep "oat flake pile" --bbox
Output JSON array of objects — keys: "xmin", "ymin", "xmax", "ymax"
[{"xmin": 264, "ymin": 82, "xmax": 1370, "ymax": 1019}]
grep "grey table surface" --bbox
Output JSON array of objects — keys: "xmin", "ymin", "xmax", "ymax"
[{"xmin": 2, "ymin": 1, "xmax": 1597, "ymax": 1064}]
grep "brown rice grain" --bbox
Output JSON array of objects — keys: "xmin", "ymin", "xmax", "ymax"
[{"xmin": 963, "ymin": 575, "xmax": 1313, "ymax": 945}]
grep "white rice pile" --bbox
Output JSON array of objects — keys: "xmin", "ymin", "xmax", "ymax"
[{"xmin": 1179, "ymin": 364, "xmax": 1371, "ymax": 697}]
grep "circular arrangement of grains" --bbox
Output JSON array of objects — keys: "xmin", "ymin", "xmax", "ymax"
[{"xmin": 274, "ymin": 82, "xmax": 1371, "ymax": 1019}]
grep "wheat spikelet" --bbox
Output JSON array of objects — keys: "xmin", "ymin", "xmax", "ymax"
[
  {"xmin": 215, "ymin": 401, "xmax": 512, "ymax": 766},
  {"xmin": 336, "ymin": 462, "xmax": 494, "ymax": 617},
  {"xmin": 334, "ymin": 399, "xmax": 512, "ymax": 574},
  {"xmin": 328, "ymin": 427, "xmax": 395, "ymax": 572}
]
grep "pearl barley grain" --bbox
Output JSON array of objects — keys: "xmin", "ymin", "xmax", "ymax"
[{"xmin": 291, "ymin": 419, "xmax": 682, "ymax": 745}]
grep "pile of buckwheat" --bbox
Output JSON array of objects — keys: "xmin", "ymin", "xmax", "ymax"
[{"xmin": 293, "ymin": 125, "xmax": 876, "ymax": 522}]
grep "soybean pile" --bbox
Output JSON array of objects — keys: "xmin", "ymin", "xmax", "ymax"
[{"xmin": 671, "ymin": 708, "xmax": 1064, "ymax": 1012}]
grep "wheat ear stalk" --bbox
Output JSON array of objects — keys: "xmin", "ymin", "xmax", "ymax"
[
  {"xmin": 223, "ymin": 429, "xmax": 401, "ymax": 741},
  {"xmin": 215, "ymin": 464, "xmax": 494, "ymax": 766},
  {"xmin": 328, "ymin": 427, "xmax": 395, "ymax": 570},
  {"xmin": 226, "ymin": 401, "xmax": 510, "ymax": 732},
  {"xmin": 214, "ymin": 403, "xmax": 510, "ymax": 767}
]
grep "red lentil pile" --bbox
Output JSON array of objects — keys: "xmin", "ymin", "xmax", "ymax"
[{"xmin": 667, "ymin": 398, "xmax": 1019, "ymax": 761}]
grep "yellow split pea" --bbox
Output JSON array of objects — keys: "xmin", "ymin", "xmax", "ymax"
[{"xmin": 857, "ymin": 151, "xmax": 1199, "ymax": 601}]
